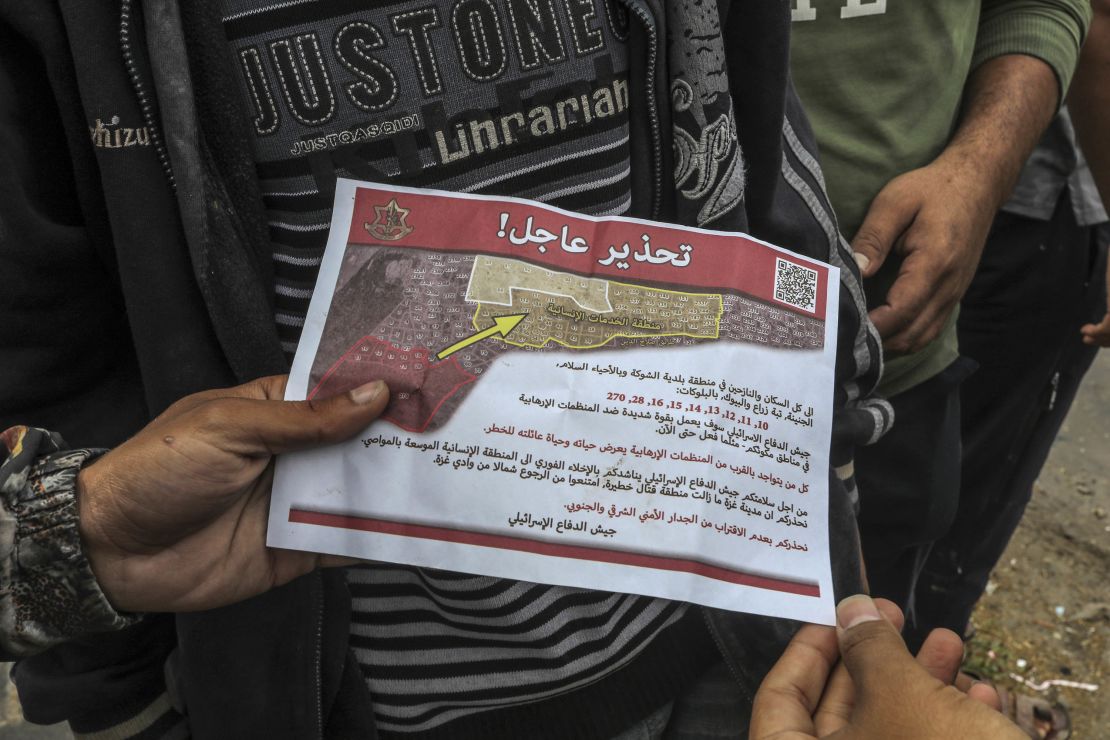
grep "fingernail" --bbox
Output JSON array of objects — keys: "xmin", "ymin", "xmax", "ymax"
[
  {"xmin": 853, "ymin": 252, "xmax": 871, "ymax": 273},
  {"xmin": 837, "ymin": 594, "xmax": 882, "ymax": 631},
  {"xmin": 349, "ymin": 380, "xmax": 386, "ymax": 405}
]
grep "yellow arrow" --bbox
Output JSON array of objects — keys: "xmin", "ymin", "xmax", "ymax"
[{"xmin": 436, "ymin": 314, "xmax": 528, "ymax": 360}]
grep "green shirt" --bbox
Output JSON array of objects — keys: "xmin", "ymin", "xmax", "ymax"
[{"xmin": 790, "ymin": 0, "xmax": 1090, "ymax": 397}]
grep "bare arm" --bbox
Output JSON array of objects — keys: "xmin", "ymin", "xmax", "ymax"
[
  {"xmin": 943, "ymin": 55, "xmax": 1060, "ymax": 210},
  {"xmin": 1070, "ymin": 0, "xmax": 1110, "ymax": 346},
  {"xmin": 851, "ymin": 55, "xmax": 1059, "ymax": 353}
]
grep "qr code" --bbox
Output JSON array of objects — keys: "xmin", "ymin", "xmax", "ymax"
[{"xmin": 773, "ymin": 258, "xmax": 818, "ymax": 312}]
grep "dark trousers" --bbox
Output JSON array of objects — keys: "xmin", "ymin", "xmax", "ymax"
[
  {"xmin": 855, "ymin": 357, "xmax": 975, "ymax": 617},
  {"xmin": 907, "ymin": 198, "xmax": 1108, "ymax": 650}
]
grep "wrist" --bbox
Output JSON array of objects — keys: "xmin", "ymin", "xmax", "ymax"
[
  {"xmin": 75, "ymin": 461, "xmax": 128, "ymax": 608},
  {"xmin": 938, "ymin": 55, "xmax": 1058, "ymax": 209},
  {"xmin": 929, "ymin": 147, "xmax": 1008, "ymax": 210},
  {"xmin": 75, "ymin": 465, "xmax": 106, "ymax": 565}
]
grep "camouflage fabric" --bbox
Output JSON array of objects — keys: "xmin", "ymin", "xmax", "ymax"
[{"xmin": 0, "ymin": 426, "xmax": 136, "ymax": 657}]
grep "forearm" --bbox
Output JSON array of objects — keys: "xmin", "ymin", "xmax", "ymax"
[
  {"xmin": 937, "ymin": 54, "xmax": 1060, "ymax": 211},
  {"xmin": 957, "ymin": 0, "xmax": 1091, "ymax": 204},
  {"xmin": 1068, "ymin": 1, "xmax": 1110, "ymax": 205}
]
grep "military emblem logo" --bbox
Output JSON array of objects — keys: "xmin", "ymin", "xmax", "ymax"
[{"xmin": 365, "ymin": 198, "xmax": 414, "ymax": 241}]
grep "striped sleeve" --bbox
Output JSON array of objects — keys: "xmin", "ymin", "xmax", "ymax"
[{"xmin": 71, "ymin": 693, "xmax": 187, "ymax": 740}]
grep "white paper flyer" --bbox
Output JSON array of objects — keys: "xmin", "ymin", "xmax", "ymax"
[{"xmin": 269, "ymin": 178, "xmax": 841, "ymax": 625}]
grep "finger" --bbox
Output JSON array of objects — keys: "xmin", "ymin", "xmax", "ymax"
[
  {"xmin": 155, "ymin": 375, "xmax": 292, "ymax": 421},
  {"xmin": 202, "ymin": 379, "xmax": 390, "ymax": 457},
  {"xmin": 836, "ymin": 595, "xmax": 927, "ymax": 701},
  {"xmin": 868, "ymin": 268, "xmax": 939, "ymax": 346},
  {"xmin": 1080, "ymin": 315, "xmax": 1110, "ymax": 347},
  {"xmin": 868, "ymin": 304, "xmax": 915, "ymax": 346},
  {"xmin": 955, "ymin": 671, "xmax": 976, "ymax": 693},
  {"xmin": 198, "ymin": 374, "xmax": 290, "ymax": 402},
  {"xmin": 814, "ymin": 598, "xmax": 905, "ymax": 735},
  {"xmin": 813, "ymin": 661, "xmax": 854, "ymax": 736},
  {"xmin": 876, "ymin": 274, "xmax": 955, "ymax": 353},
  {"xmin": 230, "ymin": 484, "xmax": 369, "ymax": 599},
  {"xmin": 861, "ymin": 284, "xmax": 932, "ymax": 343},
  {"xmin": 913, "ymin": 628, "xmax": 965, "ymax": 685},
  {"xmin": 197, "ymin": 374, "xmax": 294, "ymax": 403},
  {"xmin": 967, "ymin": 681, "xmax": 1003, "ymax": 711},
  {"xmin": 749, "ymin": 624, "xmax": 839, "ymax": 739},
  {"xmin": 890, "ymin": 307, "xmax": 953, "ymax": 356},
  {"xmin": 850, "ymin": 187, "xmax": 917, "ymax": 278}
]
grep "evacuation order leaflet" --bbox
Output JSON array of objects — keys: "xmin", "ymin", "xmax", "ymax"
[{"xmin": 269, "ymin": 179, "xmax": 841, "ymax": 625}]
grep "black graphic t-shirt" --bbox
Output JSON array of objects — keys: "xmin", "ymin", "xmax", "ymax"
[
  {"xmin": 220, "ymin": 0, "xmax": 635, "ymax": 355},
  {"xmin": 217, "ymin": 1, "xmax": 716, "ymax": 737}
]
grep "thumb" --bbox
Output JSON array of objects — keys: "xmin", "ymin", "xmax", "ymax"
[
  {"xmin": 212, "ymin": 379, "xmax": 390, "ymax": 456},
  {"xmin": 836, "ymin": 595, "xmax": 921, "ymax": 699},
  {"xmin": 850, "ymin": 187, "xmax": 915, "ymax": 278}
]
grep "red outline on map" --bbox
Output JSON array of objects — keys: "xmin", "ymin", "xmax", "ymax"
[
  {"xmin": 307, "ymin": 336, "xmax": 476, "ymax": 433},
  {"xmin": 288, "ymin": 509, "xmax": 820, "ymax": 597},
  {"xmin": 381, "ymin": 375, "xmax": 474, "ymax": 432}
]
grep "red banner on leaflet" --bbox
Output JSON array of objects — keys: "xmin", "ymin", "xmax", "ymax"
[{"xmin": 347, "ymin": 186, "xmax": 829, "ymax": 320}]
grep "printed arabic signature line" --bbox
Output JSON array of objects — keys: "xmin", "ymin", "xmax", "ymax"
[{"xmin": 288, "ymin": 508, "xmax": 821, "ymax": 597}]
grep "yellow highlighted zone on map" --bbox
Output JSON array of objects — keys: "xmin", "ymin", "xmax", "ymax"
[
  {"xmin": 467, "ymin": 258, "xmax": 723, "ymax": 351},
  {"xmin": 466, "ymin": 256, "xmax": 613, "ymax": 312}
]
